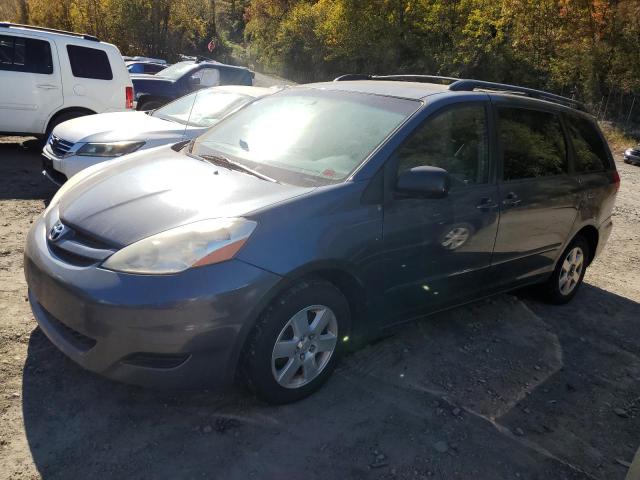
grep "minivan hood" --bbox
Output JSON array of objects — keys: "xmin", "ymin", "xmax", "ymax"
[
  {"xmin": 53, "ymin": 112, "xmax": 199, "ymax": 144},
  {"xmin": 57, "ymin": 146, "xmax": 312, "ymax": 247}
]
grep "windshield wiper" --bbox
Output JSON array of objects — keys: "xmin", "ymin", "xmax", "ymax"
[{"xmin": 199, "ymin": 154, "xmax": 277, "ymax": 183}]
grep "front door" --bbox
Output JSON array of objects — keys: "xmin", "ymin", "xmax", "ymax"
[
  {"xmin": 491, "ymin": 103, "xmax": 580, "ymax": 285},
  {"xmin": 382, "ymin": 101, "xmax": 500, "ymax": 323},
  {"xmin": 0, "ymin": 33, "xmax": 62, "ymax": 134}
]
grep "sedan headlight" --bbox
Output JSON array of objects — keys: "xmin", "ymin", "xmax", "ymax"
[
  {"xmin": 76, "ymin": 141, "xmax": 145, "ymax": 157},
  {"xmin": 102, "ymin": 218, "xmax": 257, "ymax": 274}
]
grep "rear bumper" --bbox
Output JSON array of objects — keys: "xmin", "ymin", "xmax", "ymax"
[{"xmin": 24, "ymin": 215, "xmax": 282, "ymax": 388}]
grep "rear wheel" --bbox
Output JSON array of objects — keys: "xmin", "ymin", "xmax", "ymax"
[
  {"xmin": 240, "ymin": 279, "xmax": 349, "ymax": 404},
  {"xmin": 138, "ymin": 100, "xmax": 163, "ymax": 111},
  {"xmin": 539, "ymin": 236, "xmax": 590, "ymax": 304},
  {"xmin": 44, "ymin": 110, "xmax": 90, "ymax": 141}
]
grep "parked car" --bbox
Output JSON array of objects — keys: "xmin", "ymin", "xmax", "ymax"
[
  {"xmin": 126, "ymin": 61, "xmax": 168, "ymax": 75},
  {"xmin": 0, "ymin": 22, "xmax": 133, "ymax": 138},
  {"xmin": 24, "ymin": 77, "xmax": 619, "ymax": 404},
  {"xmin": 42, "ymin": 85, "xmax": 275, "ymax": 184},
  {"xmin": 123, "ymin": 55, "xmax": 167, "ymax": 64},
  {"xmin": 624, "ymin": 145, "xmax": 640, "ymax": 165},
  {"xmin": 131, "ymin": 59, "xmax": 254, "ymax": 111}
]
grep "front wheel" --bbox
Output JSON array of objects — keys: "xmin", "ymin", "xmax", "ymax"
[
  {"xmin": 539, "ymin": 236, "xmax": 590, "ymax": 304},
  {"xmin": 240, "ymin": 279, "xmax": 350, "ymax": 404}
]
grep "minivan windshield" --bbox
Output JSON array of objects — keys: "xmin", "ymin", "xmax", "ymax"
[
  {"xmin": 155, "ymin": 61, "xmax": 194, "ymax": 80},
  {"xmin": 152, "ymin": 89, "xmax": 252, "ymax": 127},
  {"xmin": 191, "ymin": 89, "xmax": 419, "ymax": 186}
]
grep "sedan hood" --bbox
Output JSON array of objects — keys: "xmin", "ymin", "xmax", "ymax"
[
  {"xmin": 53, "ymin": 112, "xmax": 197, "ymax": 144},
  {"xmin": 57, "ymin": 145, "xmax": 312, "ymax": 247}
]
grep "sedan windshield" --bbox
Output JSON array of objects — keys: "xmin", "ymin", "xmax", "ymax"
[
  {"xmin": 192, "ymin": 89, "xmax": 420, "ymax": 186},
  {"xmin": 152, "ymin": 89, "xmax": 252, "ymax": 127}
]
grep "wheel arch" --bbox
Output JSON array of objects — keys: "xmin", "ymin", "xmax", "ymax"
[
  {"xmin": 45, "ymin": 107, "xmax": 96, "ymax": 136},
  {"xmin": 229, "ymin": 261, "xmax": 370, "ymax": 383},
  {"xmin": 573, "ymin": 224, "xmax": 599, "ymax": 265},
  {"xmin": 136, "ymin": 94, "xmax": 171, "ymax": 110}
]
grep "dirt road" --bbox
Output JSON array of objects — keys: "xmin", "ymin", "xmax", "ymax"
[{"xmin": 0, "ymin": 137, "xmax": 638, "ymax": 480}]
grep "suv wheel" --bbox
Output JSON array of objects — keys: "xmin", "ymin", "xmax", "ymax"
[
  {"xmin": 540, "ymin": 236, "xmax": 590, "ymax": 304},
  {"xmin": 240, "ymin": 279, "xmax": 349, "ymax": 404},
  {"xmin": 45, "ymin": 111, "xmax": 89, "ymax": 140}
]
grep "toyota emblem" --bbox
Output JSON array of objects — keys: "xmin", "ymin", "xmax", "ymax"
[{"xmin": 49, "ymin": 221, "xmax": 67, "ymax": 242}]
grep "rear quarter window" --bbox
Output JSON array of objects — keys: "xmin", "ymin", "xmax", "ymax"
[
  {"xmin": 498, "ymin": 107, "xmax": 568, "ymax": 181},
  {"xmin": 0, "ymin": 34, "xmax": 52, "ymax": 74},
  {"xmin": 66, "ymin": 45, "xmax": 113, "ymax": 80},
  {"xmin": 565, "ymin": 115, "xmax": 610, "ymax": 172}
]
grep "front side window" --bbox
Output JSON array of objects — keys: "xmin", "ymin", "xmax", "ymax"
[
  {"xmin": 67, "ymin": 45, "xmax": 112, "ymax": 80},
  {"xmin": 153, "ymin": 89, "xmax": 252, "ymax": 127},
  {"xmin": 0, "ymin": 35, "xmax": 52, "ymax": 74},
  {"xmin": 498, "ymin": 107, "xmax": 567, "ymax": 180},
  {"xmin": 396, "ymin": 104, "xmax": 489, "ymax": 187},
  {"xmin": 192, "ymin": 89, "xmax": 420, "ymax": 187},
  {"xmin": 565, "ymin": 115, "xmax": 610, "ymax": 172},
  {"xmin": 194, "ymin": 68, "xmax": 220, "ymax": 87}
]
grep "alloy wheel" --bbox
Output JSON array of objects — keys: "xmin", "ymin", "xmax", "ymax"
[
  {"xmin": 271, "ymin": 305, "xmax": 338, "ymax": 389},
  {"xmin": 558, "ymin": 246, "xmax": 584, "ymax": 295}
]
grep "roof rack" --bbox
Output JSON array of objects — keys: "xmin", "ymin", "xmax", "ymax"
[
  {"xmin": 448, "ymin": 79, "xmax": 585, "ymax": 111},
  {"xmin": 0, "ymin": 22, "xmax": 99, "ymax": 42},
  {"xmin": 334, "ymin": 73, "xmax": 586, "ymax": 112},
  {"xmin": 335, "ymin": 74, "xmax": 459, "ymax": 85}
]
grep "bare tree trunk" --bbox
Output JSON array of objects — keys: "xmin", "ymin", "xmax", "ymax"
[{"xmin": 18, "ymin": 0, "xmax": 29, "ymax": 24}]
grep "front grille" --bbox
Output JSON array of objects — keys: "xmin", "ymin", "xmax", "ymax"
[
  {"xmin": 121, "ymin": 353, "xmax": 190, "ymax": 369},
  {"xmin": 47, "ymin": 222, "xmax": 117, "ymax": 266},
  {"xmin": 39, "ymin": 303, "xmax": 97, "ymax": 352},
  {"xmin": 48, "ymin": 134, "xmax": 74, "ymax": 157}
]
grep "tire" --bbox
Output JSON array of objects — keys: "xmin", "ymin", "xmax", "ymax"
[
  {"xmin": 45, "ymin": 111, "xmax": 89, "ymax": 140},
  {"xmin": 138, "ymin": 100, "xmax": 163, "ymax": 111},
  {"xmin": 538, "ymin": 235, "xmax": 590, "ymax": 305},
  {"xmin": 240, "ymin": 279, "xmax": 350, "ymax": 404}
]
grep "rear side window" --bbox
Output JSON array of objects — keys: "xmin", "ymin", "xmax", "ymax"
[
  {"xmin": 396, "ymin": 104, "xmax": 490, "ymax": 187},
  {"xmin": 498, "ymin": 107, "xmax": 567, "ymax": 180},
  {"xmin": 565, "ymin": 115, "xmax": 610, "ymax": 172},
  {"xmin": 66, "ymin": 45, "xmax": 113, "ymax": 80},
  {"xmin": 0, "ymin": 35, "xmax": 52, "ymax": 74}
]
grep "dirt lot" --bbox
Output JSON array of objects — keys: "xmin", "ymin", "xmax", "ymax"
[{"xmin": 0, "ymin": 135, "xmax": 638, "ymax": 480}]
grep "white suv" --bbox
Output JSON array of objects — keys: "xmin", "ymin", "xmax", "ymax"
[{"xmin": 0, "ymin": 23, "xmax": 133, "ymax": 138}]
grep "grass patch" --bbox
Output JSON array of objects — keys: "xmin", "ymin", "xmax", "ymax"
[{"xmin": 599, "ymin": 121, "xmax": 639, "ymax": 155}]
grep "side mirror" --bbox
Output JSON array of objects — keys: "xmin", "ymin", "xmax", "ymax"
[
  {"xmin": 396, "ymin": 166, "xmax": 449, "ymax": 198},
  {"xmin": 189, "ymin": 76, "xmax": 201, "ymax": 86}
]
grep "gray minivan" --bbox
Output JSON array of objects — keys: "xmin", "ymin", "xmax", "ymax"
[{"xmin": 24, "ymin": 76, "xmax": 619, "ymax": 403}]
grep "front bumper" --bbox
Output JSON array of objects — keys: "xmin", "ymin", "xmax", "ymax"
[
  {"xmin": 42, "ymin": 146, "xmax": 105, "ymax": 181},
  {"xmin": 24, "ymin": 215, "xmax": 282, "ymax": 388}
]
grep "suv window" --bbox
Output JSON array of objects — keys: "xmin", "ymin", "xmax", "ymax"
[
  {"xmin": 566, "ymin": 115, "xmax": 609, "ymax": 172},
  {"xmin": 396, "ymin": 104, "xmax": 489, "ymax": 187},
  {"xmin": 0, "ymin": 35, "xmax": 52, "ymax": 74},
  {"xmin": 66, "ymin": 45, "xmax": 112, "ymax": 80},
  {"xmin": 498, "ymin": 107, "xmax": 567, "ymax": 180}
]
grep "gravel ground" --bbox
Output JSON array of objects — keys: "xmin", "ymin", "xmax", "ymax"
[{"xmin": 0, "ymin": 136, "xmax": 638, "ymax": 480}]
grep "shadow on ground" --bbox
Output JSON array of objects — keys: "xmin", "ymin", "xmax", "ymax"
[
  {"xmin": 0, "ymin": 139, "xmax": 57, "ymax": 202},
  {"xmin": 21, "ymin": 284, "xmax": 639, "ymax": 479}
]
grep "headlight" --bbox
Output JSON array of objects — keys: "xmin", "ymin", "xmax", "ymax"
[
  {"xmin": 76, "ymin": 141, "xmax": 145, "ymax": 157},
  {"xmin": 102, "ymin": 218, "xmax": 257, "ymax": 274}
]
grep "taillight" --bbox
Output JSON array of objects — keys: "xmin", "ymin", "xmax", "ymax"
[
  {"xmin": 612, "ymin": 169, "xmax": 620, "ymax": 192},
  {"xmin": 125, "ymin": 86, "xmax": 133, "ymax": 109}
]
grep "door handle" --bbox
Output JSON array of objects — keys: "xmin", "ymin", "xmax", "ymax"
[
  {"xmin": 502, "ymin": 192, "xmax": 522, "ymax": 208},
  {"xmin": 476, "ymin": 198, "xmax": 498, "ymax": 211},
  {"xmin": 36, "ymin": 84, "xmax": 59, "ymax": 90}
]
